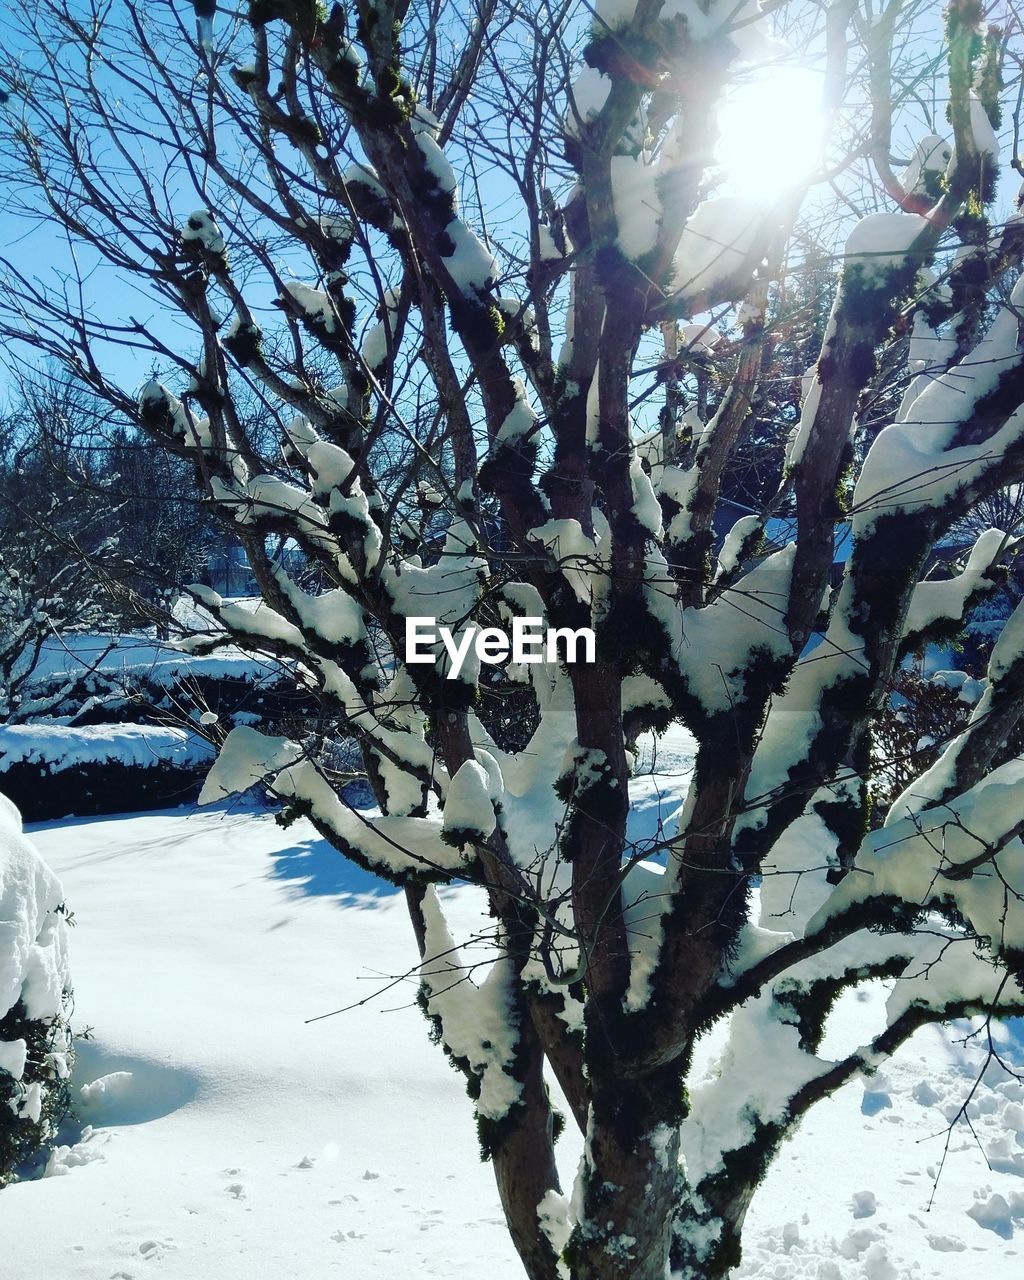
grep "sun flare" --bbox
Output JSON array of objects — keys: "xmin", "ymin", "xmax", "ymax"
[{"xmin": 714, "ymin": 67, "xmax": 826, "ymax": 203}]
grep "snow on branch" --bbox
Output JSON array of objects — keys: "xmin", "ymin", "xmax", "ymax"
[
  {"xmin": 853, "ymin": 276, "xmax": 1024, "ymax": 533},
  {"xmin": 273, "ymin": 760, "xmax": 463, "ymax": 882},
  {"xmin": 812, "ymin": 758, "xmax": 1024, "ymax": 958},
  {"xmin": 419, "ymin": 887, "xmax": 525, "ymax": 1122},
  {"xmin": 901, "ymin": 527, "xmax": 1016, "ymax": 646}
]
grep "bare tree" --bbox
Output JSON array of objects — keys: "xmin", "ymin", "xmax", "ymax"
[
  {"xmin": 3, "ymin": 2, "xmax": 1024, "ymax": 1277},
  {"xmin": 0, "ymin": 373, "xmax": 124, "ymax": 720}
]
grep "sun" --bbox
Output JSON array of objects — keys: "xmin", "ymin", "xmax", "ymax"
[{"xmin": 713, "ymin": 66, "xmax": 827, "ymax": 204}]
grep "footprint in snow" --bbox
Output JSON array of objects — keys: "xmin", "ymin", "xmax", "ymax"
[
  {"xmin": 852, "ymin": 1191, "xmax": 878, "ymax": 1219},
  {"xmin": 861, "ymin": 1073, "xmax": 893, "ymax": 1116},
  {"xmin": 912, "ymin": 1080, "xmax": 941, "ymax": 1107},
  {"xmin": 968, "ymin": 1193, "xmax": 1015, "ymax": 1239},
  {"xmin": 138, "ymin": 1239, "xmax": 175, "ymax": 1260},
  {"xmin": 928, "ymin": 1234, "xmax": 967, "ymax": 1252}
]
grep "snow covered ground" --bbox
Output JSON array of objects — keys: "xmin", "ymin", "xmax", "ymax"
[{"xmin": 2, "ymin": 734, "xmax": 1024, "ymax": 1279}]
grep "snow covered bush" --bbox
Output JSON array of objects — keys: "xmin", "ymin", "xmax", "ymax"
[
  {"xmin": 4, "ymin": 1, "xmax": 1024, "ymax": 1276},
  {"xmin": 0, "ymin": 723, "xmax": 216, "ymax": 822},
  {"xmin": 871, "ymin": 667, "xmax": 979, "ymax": 814},
  {"xmin": 0, "ymin": 794, "xmax": 73, "ymax": 1185}
]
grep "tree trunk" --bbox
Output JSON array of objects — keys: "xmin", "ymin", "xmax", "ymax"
[
  {"xmin": 570, "ymin": 1067, "xmax": 684, "ymax": 1280},
  {"xmin": 491, "ymin": 1013, "xmax": 564, "ymax": 1280},
  {"xmin": 670, "ymin": 1136, "xmax": 771, "ymax": 1280},
  {"xmin": 670, "ymin": 1188, "xmax": 756, "ymax": 1280}
]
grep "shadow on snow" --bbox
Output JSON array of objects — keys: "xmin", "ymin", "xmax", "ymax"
[{"xmin": 268, "ymin": 835, "xmax": 400, "ymax": 906}]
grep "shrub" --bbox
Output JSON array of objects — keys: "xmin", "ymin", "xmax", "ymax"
[{"xmin": 0, "ymin": 794, "xmax": 74, "ymax": 1184}]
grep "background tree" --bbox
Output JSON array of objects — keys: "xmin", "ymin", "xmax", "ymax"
[
  {"xmin": 0, "ymin": 370, "xmax": 124, "ymax": 720},
  {"xmin": 2, "ymin": 3, "xmax": 1024, "ymax": 1279}
]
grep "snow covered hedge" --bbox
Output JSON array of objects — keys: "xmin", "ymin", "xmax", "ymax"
[
  {"xmin": 0, "ymin": 793, "xmax": 73, "ymax": 1184},
  {"xmin": 0, "ymin": 724, "xmax": 216, "ymax": 821},
  {"xmin": 18, "ymin": 640, "xmax": 299, "ymax": 729}
]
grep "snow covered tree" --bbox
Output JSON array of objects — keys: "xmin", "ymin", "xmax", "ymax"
[
  {"xmin": 3, "ymin": 1, "xmax": 1024, "ymax": 1275},
  {"xmin": 0, "ymin": 378, "xmax": 123, "ymax": 721}
]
